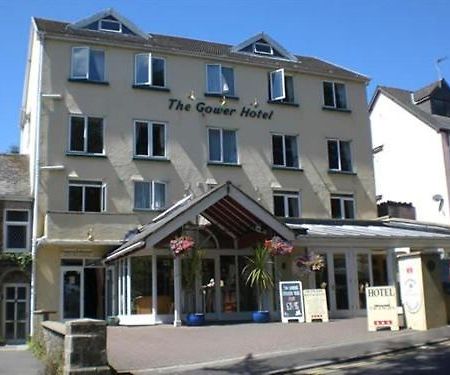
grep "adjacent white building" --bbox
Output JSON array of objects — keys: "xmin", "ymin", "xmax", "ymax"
[{"xmin": 370, "ymin": 79, "xmax": 450, "ymax": 224}]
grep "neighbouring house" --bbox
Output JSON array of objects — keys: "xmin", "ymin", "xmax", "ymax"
[
  {"xmin": 370, "ymin": 79, "xmax": 450, "ymax": 224},
  {"xmin": 17, "ymin": 9, "xmax": 450, "ymax": 330},
  {"xmin": 0, "ymin": 154, "xmax": 32, "ymax": 343}
]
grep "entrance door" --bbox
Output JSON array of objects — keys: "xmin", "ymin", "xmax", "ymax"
[
  {"xmin": 321, "ymin": 250, "xmax": 374, "ymax": 317},
  {"xmin": 62, "ymin": 267, "xmax": 83, "ymax": 319},
  {"xmin": 3, "ymin": 284, "xmax": 28, "ymax": 343}
]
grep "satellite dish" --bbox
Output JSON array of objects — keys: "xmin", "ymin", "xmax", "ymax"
[{"xmin": 432, "ymin": 194, "xmax": 444, "ymax": 212}]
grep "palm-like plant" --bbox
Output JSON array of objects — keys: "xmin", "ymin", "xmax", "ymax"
[{"xmin": 242, "ymin": 245, "xmax": 274, "ymax": 311}]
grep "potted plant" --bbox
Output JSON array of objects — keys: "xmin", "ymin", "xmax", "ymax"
[
  {"xmin": 182, "ymin": 247, "xmax": 205, "ymax": 326},
  {"xmin": 243, "ymin": 237, "xmax": 293, "ymax": 323},
  {"xmin": 170, "ymin": 235, "xmax": 205, "ymax": 326}
]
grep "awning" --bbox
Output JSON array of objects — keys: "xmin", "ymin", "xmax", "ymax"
[{"xmin": 105, "ymin": 181, "xmax": 294, "ymax": 262}]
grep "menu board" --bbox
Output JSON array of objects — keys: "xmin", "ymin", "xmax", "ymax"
[
  {"xmin": 303, "ymin": 289, "xmax": 329, "ymax": 323},
  {"xmin": 279, "ymin": 281, "xmax": 304, "ymax": 323}
]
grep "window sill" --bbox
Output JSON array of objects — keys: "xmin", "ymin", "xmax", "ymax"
[
  {"xmin": 133, "ymin": 156, "xmax": 170, "ymax": 162},
  {"xmin": 132, "ymin": 84, "xmax": 171, "ymax": 92},
  {"xmin": 267, "ymin": 100, "xmax": 299, "ymax": 107},
  {"xmin": 204, "ymin": 93, "xmax": 239, "ymax": 100},
  {"xmin": 322, "ymin": 106, "xmax": 352, "ymax": 113},
  {"xmin": 207, "ymin": 162, "xmax": 242, "ymax": 168},
  {"xmin": 66, "ymin": 152, "xmax": 107, "ymax": 158},
  {"xmin": 272, "ymin": 166, "xmax": 303, "ymax": 171},
  {"xmin": 328, "ymin": 169, "xmax": 357, "ymax": 175},
  {"xmin": 3, "ymin": 249, "xmax": 29, "ymax": 254},
  {"xmin": 133, "ymin": 208, "xmax": 166, "ymax": 213},
  {"xmin": 68, "ymin": 78, "xmax": 109, "ymax": 86}
]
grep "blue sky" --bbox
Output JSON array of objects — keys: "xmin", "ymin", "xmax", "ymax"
[{"xmin": 0, "ymin": 0, "xmax": 448, "ymax": 152}]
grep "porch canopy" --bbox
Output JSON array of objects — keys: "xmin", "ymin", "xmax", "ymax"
[
  {"xmin": 105, "ymin": 181, "xmax": 295, "ymax": 263},
  {"xmin": 286, "ymin": 218, "xmax": 450, "ymax": 248}
]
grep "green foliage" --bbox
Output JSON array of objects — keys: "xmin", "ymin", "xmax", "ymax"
[
  {"xmin": 0, "ymin": 252, "xmax": 32, "ymax": 271},
  {"xmin": 183, "ymin": 248, "xmax": 204, "ymax": 292},
  {"xmin": 242, "ymin": 245, "xmax": 274, "ymax": 310},
  {"xmin": 0, "ymin": 336, "xmax": 6, "ymax": 346},
  {"xmin": 28, "ymin": 336, "xmax": 63, "ymax": 375}
]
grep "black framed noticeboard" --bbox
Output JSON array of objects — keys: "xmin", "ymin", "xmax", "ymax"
[{"xmin": 279, "ymin": 281, "xmax": 304, "ymax": 323}]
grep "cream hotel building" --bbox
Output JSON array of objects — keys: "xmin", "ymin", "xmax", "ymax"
[{"xmin": 19, "ymin": 9, "xmax": 450, "ymax": 329}]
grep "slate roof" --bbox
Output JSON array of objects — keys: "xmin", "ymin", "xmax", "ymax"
[
  {"xmin": 0, "ymin": 154, "xmax": 30, "ymax": 198},
  {"xmin": 413, "ymin": 79, "xmax": 443, "ymax": 103},
  {"xmin": 33, "ymin": 18, "xmax": 368, "ymax": 82},
  {"xmin": 370, "ymin": 85, "xmax": 450, "ymax": 132}
]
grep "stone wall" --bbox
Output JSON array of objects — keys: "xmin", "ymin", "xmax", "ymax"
[{"xmin": 41, "ymin": 319, "xmax": 111, "ymax": 375}]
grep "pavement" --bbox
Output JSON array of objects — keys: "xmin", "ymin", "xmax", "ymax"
[
  {"xmin": 0, "ymin": 345, "xmax": 44, "ymax": 375},
  {"xmin": 107, "ymin": 318, "xmax": 450, "ymax": 374}
]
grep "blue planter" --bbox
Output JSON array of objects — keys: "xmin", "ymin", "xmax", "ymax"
[
  {"xmin": 252, "ymin": 310, "xmax": 270, "ymax": 323},
  {"xmin": 186, "ymin": 313, "xmax": 205, "ymax": 326}
]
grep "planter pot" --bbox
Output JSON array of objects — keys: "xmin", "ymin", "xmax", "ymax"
[
  {"xmin": 106, "ymin": 316, "xmax": 120, "ymax": 326},
  {"xmin": 186, "ymin": 313, "xmax": 205, "ymax": 326},
  {"xmin": 252, "ymin": 310, "xmax": 270, "ymax": 323}
]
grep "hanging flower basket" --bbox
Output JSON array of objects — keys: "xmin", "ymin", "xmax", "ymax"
[
  {"xmin": 264, "ymin": 236, "xmax": 294, "ymax": 256},
  {"xmin": 295, "ymin": 253, "xmax": 325, "ymax": 273},
  {"xmin": 170, "ymin": 236, "xmax": 195, "ymax": 257}
]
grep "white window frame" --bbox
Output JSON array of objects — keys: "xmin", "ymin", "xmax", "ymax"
[
  {"xmin": 205, "ymin": 64, "xmax": 235, "ymax": 95},
  {"xmin": 3, "ymin": 209, "xmax": 30, "ymax": 252},
  {"xmin": 70, "ymin": 46, "xmax": 105, "ymax": 81},
  {"xmin": 207, "ymin": 127, "xmax": 239, "ymax": 164},
  {"xmin": 272, "ymin": 133, "xmax": 300, "ymax": 168},
  {"xmin": 68, "ymin": 180, "xmax": 107, "ymax": 213},
  {"xmin": 273, "ymin": 192, "xmax": 301, "ymax": 218},
  {"xmin": 134, "ymin": 54, "xmax": 166, "ymax": 87},
  {"xmin": 323, "ymin": 81, "xmax": 348, "ymax": 109},
  {"xmin": 134, "ymin": 180, "xmax": 167, "ymax": 211},
  {"xmin": 269, "ymin": 68, "xmax": 286, "ymax": 101},
  {"xmin": 328, "ymin": 139, "xmax": 353, "ymax": 172},
  {"xmin": 99, "ymin": 19, "xmax": 122, "ymax": 33},
  {"xmin": 68, "ymin": 115, "xmax": 105, "ymax": 155},
  {"xmin": 331, "ymin": 194, "xmax": 355, "ymax": 219},
  {"xmin": 254, "ymin": 42, "xmax": 274, "ymax": 56},
  {"xmin": 133, "ymin": 120, "xmax": 167, "ymax": 158}
]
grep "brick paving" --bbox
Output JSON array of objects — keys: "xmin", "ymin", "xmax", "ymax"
[{"xmin": 107, "ymin": 318, "xmax": 450, "ymax": 374}]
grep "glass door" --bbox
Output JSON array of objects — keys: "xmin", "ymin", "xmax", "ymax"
[
  {"xmin": 354, "ymin": 251, "xmax": 373, "ymax": 311},
  {"xmin": 331, "ymin": 253, "xmax": 350, "ymax": 312},
  {"xmin": 62, "ymin": 267, "xmax": 83, "ymax": 319},
  {"xmin": 3, "ymin": 284, "xmax": 28, "ymax": 343}
]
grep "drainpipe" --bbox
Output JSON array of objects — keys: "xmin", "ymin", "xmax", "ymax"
[{"xmin": 30, "ymin": 27, "xmax": 45, "ymax": 337}]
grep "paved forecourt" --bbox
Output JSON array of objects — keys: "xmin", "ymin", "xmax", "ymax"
[
  {"xmin": 0, "ymin": 346, "xmax": 44, "ymax": 375},
  {"xmin": 107, "ymin": 317, "xmax": 450, "ymax": 374}
]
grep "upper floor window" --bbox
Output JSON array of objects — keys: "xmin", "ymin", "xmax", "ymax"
[
  {"xmin": 69, "ymin": 115, "xmax": 104, "ymax": 155},
  {"xmin": 272, "ymin": 134, "xmax": 299, "ymax": 168},
  {"xmin": 273, "ymin": 191, "xmax": 300, "ymax": 218},
  {"xmin": 206, "ymin": 64, "xmax": 235, "ymax": 96},
  {"xmin": 208, "ymin": 128, "xmax": 238, "ymax": 164},
  {"xmin": 4, "ymin": 210, "xmax": 29, "ymax": 252},
  {"xmin": 331, "ymin": 194, "xmax": 355, "ymax": 219},
  {"xmin": 71, "ymin": 47, "xmax": 105, "ymax": 82},
  {"xmin": 135, "ymin": 54, "xmax": 166, "ymax": 87},
  {"xmin": 68, "ymin": 180, "xmax": 106, "ymax": 212},
  {"xmin": 323, "ymin": 81, "xmax": 347, "ymax": 109},
  {"xmin": 254, "ymin": 42, "xmax": 273, "ymax": 56},
  {"xmin": 328, "ymin": 139, "xmax": 352, "ymax": 172},
  {"xmin": 269, "ymin": 69, "xmax": 295, "ymax": 103},
  {"xmin": 134, "ymin": 121, "xmax": 166, "ymax": 158},
  {"xmin": 99, "ymin": 19, "xmax": 122, "ymax": 33},
  {"xmin": 134, "ymin": 181, "xmax": 166, "ymax": 210}
]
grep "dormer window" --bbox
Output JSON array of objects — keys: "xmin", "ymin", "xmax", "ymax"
[
  {"xmin": 254, "ymin": 42, "xmax": 273, "ymax": 56},
  {"xmin": 99, "ymin": 19, "xmax": 122, "ymax": 33}
]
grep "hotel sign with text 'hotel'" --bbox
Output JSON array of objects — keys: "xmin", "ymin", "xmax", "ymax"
[
  {"xmin": 168, "ymin": 99, "xmax": 274, "ymax": 120},
  {"xmin": 366, "ymin": 286, "xmax": 399, "ymax": 332}
]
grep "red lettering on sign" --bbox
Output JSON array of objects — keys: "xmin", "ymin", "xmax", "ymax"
[{"xmin": 406, "ymin": 267, "xmax": 413, "ymax": 273}]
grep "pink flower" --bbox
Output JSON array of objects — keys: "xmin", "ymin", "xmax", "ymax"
[
  {"xmin": 170, "ymin": 236, "xmax": 195, "ymax": 257},
  {"xmin": 264, "ymin": 236, "xmax": 293, "ymax": 256}
]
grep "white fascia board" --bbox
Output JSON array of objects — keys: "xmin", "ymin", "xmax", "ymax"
[
  {"xmin": 68, "ymin": 8, "xmax": 150, "ymax": 40},
  {"xmin": 231, "ymin": 32, "xmax": 298, "ymax": 62}
]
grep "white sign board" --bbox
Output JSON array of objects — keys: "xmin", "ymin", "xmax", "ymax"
[
  {"xmin": 303, "ymin": 289, "xmax": 329, "ymax": 323},
  {"xmin": 279, "ymin": 281, "xmax": 304, "ymax": 323},
  {"xmin": 365, "ymin": 286, "xmax": 399, "ymax": 331}
]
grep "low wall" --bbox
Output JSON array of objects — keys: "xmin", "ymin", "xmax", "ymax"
[{"xmin": 40, "ymin": 319, "xmax": 111, "ymax": 375}]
